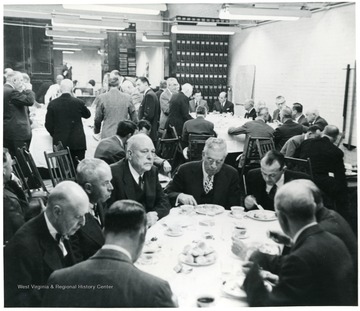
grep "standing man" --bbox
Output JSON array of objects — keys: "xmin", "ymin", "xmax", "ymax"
[
  {"xmin": 44, "ymin": 74, "xmax": 64, "ymax": 105},
  {"xmin": 4, "ymin": 70, "xmax": 35, "ymax": 157},
  {"xmin": 45, "ymin": 79, "xmax": 91, "ymax": 165},
  {"xmin": 109, "ymin": 134, "xmax": 171, "ymax": 226},
  {"xmin": 94, "ymin": 77, "xmax": 137, "ymax": 139},
  {"xmin": 136, "ymin": 77, "xmax": 160, "ymax": 144},
  {"xmin": 213, "ymin": 91, "xmax": 234, "ymax": 114},
  {"xmin": 243, "ymin": 99, "xmax": 257, "ymax": 120},
  {"xmin": 121, "ymin": 79, "xmax": 143, "ymax": 113},
  {"xmin": 189, "ymin": 89, "xmax": 209, "ymax": 113},
  {"xmin": 165, "ymin": 83, "xmax": 194, "ymax": 137},
  {"xmin": 159, "ymin": 77, "xmax": 179, "ymax": 132},
  {"xmin": 292, "ymin": 102, "xmax": 309, "ymax": 126},
  {"xmin": 4, "ymin": 181, "xmax": 89, "ymax": 307},
  {"xmin": 72, "ymin": 158, "xmax": 114, "ymax": 261},
  {"xmin": 43, "ymin": 200, "xmax": 177, "ymax": 307},
  {"xmin": 272, "ymin": 95, "xmax": 286, "ymax": 122},
  {"xmin": 156, "ymin": 79, "xmax": 167, "ymax": 99}
]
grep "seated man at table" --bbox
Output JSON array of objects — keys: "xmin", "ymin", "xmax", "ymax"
[
  {"xmin": 94, "ymin": 120, "xmax": 137, "ymax": 165},
  {"xmin": 243, "ymin": 99, "xmax": 257, "ymax": 120},
  {"xmin": 189, "ymin": 89, "xmax": 209, "ymax": 113},
  {"xmin": 228, "ymin": 107, "xmax": 274, "ymax": 138},
  {"xmin": 213, "ymin": 91, "xmax": 234, "ymax": 114},
  {"xmin": 305, "ymin": 108, "xmax": 328, "ymax": 131},
  {"xmin": 244, "ymin": 150, "xmax": 310, "ymax": 211},
  {"xmin": 43, "ymin": 200, "xmax": 177, "ymax": 307},
  {"xmin": 242, "ymin": 180, "xmax": 355, "ymax": 306},
  {"xmin": 165, "ymin": 137, "xmax": 241, "ymax": 209},
  {"xmin": 108, "ymin": 134, "xmax": 171, "ymax": 227},
  {"xmin": 182, "ymin": 105, "xmax": 216, "ymax": 148}
]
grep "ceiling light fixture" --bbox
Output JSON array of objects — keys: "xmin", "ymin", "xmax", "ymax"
[
  {"xmin": 62, "ymin": 51, "xmax": 75, "ymax": 54},
  {"xmin": 46, "ymin": 29, "xmax": 107, "ymax": 40},
  {"xmin": 52, "ymin": 16, "xmax": 128, "ymax": 30},
  {"xmin": 63, "ymin": 4, "xmax": 166, "ymax": 16},
  {"xmin": 53, "ymin": 42, "xmax": 79, "ymax": 46},
  {"xmin": 219, "ymin": 6, "xmax": 312, "ymax": 21},
  {"xmin": 142, "ymin": 33, "xmax": 170, "ymax": 43},
  {"xmin": 171, "ymin": 24, "xmax": 240, "ymax": 35},
  {"xmin": 53, "ymin": 47, "xmax": 82, "ymax": 51}
]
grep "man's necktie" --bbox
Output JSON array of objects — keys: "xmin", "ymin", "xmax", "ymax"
[
  {"xmin": 204, "ymin": 175, "xmax": 214, "ymax": 194},
  {"xmin": 139, "ymin": 176, "xmax": 144, "ymax": 191},
  {"xmin": 55, "ymin": 233, "xmax": 68, "ymax": 257},
  {"xmin": 268, "ymin": 184, "xmax": 278, "ymax": 201}
]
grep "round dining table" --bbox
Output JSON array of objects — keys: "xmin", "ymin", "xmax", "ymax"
[{"xmin": 135, "ymin": 206, "xmax": 282, "ymax": 308}]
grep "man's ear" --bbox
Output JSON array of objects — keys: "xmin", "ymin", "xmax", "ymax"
[
  {"xmin": 53, "ymin": 205, "xmax": 62, "ymax": 217},
  {"xmin": 83, "ymin": 182, "xmax": 93, "ymax": 195}
]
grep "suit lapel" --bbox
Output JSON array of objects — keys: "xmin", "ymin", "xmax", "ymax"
[
  {"xmin": 97, "ymin": 201, "xmax": 106, "ymax": 227},
  {"xmin": 193, "ymin": 162, "xmax": 205, "ymax": 197},
  {"xmin": 81, "ymin": 214, "xmax": 104, "ymax": 245},
  {"xmin": 122, "ymin": 161, "xmax": 138, "ymax": 200},
  {"xmin": 143, "ymin": 169, "xmax": 155, "ymax": 209}
]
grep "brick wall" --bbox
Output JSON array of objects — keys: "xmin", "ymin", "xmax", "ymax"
[{"xmin": 228, "ymin": 4, "xmax": 356, "ymax": 145}]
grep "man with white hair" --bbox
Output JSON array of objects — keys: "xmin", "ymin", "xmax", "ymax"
[
  {"xmin": 272, "ymin": 95, "xmax": 286, "ymax": 121},
  {"xmin": 121, "ymin": 79, "xmax": 143, "ymax": 112},
  {"xmin": 4, "ymin": 70, "xmax": 35, "ymax": 156},
  {"xmin": 45, "ymin": 79, "xmax": 91, "ymax": 166},
  {"xmin": 244, "ymin": 99, "xmax": 257, "ymax": 120},
  {"xmin": 44, "ymin": 74, "xmax": 64, "ymax": 105},
  {"xmin": 305, "ymin": 108, "xmax": 328, "ymax": 131},
  {"xmin": 159, "ymin": 77, "xmax": 180, "ymax": 131},
  {"xmin": 165, "ymin": 83, "xmax": 194, "ymax": 136}
]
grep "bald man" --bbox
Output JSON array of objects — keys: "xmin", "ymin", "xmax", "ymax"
[
  {"xmin": 109, "ymin": 134, "xmax": 171, "ymax": 227},
  {"xmin": 213, "ymin": 91, "xmax": 234, "ymax": 114},
  {"xmin": 305, "ymin": 108, "xmax": 328, "ymax": 131},
  {"xmin": 45, "ymin": 79, "xmax": 91, "ymax": 165},
  {"xmin": 44, "ymin": 74, "xmax": 64, "ymax": 105},
  {"xmin": 4, "ymin": 181, "xmax": 89, "ymax": 307}
]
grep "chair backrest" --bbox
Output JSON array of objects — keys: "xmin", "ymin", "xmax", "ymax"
[
  {"xmin": 188, "ymin": 134, "xmax": 213, "ymax": 161},
  {"xmin": 156, "ymin": 137, "xmax": 180, "ymax": 166},
  {"xmin": 256, "ymin": 137, "xmax": 276, "ymax": 158},
  {"xmin": 44, "ymin": 147, "xmax": 77, "ymax": 187},
  {"xmin": 53, "ymin": 141, "xmax": 65, "ymax": 152},
  {"xmin": 15, "ymin": 147, "xmax": 48, "ymax": 195},
  {"xmin": 284, "ymin": 156, "xmax": 313, "ymax": 179},
  {"xmin": 11, "ymin": 156, "xmax": 31, "ymax": 198},
  {"xmin": 334, "ymin": 132, "xmax": 345, "ymax": 147}
]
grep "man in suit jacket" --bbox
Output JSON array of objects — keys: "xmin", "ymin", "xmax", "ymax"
[
  {"xmin": 213, "ymin": 91, "xmax": 234, "ymax": 114},
  {"xmin": 43, "ymin": 200, "xmax": 176, "ymax": 307},
  {"xmin": 305, "ymin": 108, "xmax": 328, "ymax": 131},
  {"xmin": 136, "ymin": 77, "xmax": 160, "ymax": 144},
  {"xmin": 155, "ymin": 79, "xmax": 167, "ymax": 99},
  {"xmin": 165, "ymin": 137, "xmax": 240, "ymax": 209},
  {"xmin": 273, "ymin": 107, "xmax": 304, "ymax": 150},
  {"xmin": 109, "ymin": 134, "xmax": 171, "ymax": 226},
  {"xmin": 94, "ymin": 120, "xmax": 137, "ymax": 165},
  {"xmin": 4, "ymin": 71, "xmax": 35, "ymax": 157},
  {"xmin": 165, "ymin": 83, "xmax": 194, "ymax": 137},
  {"xmin": 228, "ymin": 107, "xmax": 274, "ymax": 137},
  {"xmin": 189, "ymin": 89, "xmax": 209, "ymax": 113},
  {"xmin": 45, "ymin": 79, "xmax": 91, "ymax": 165},
  {"xmin": 242, "ymin": 180, "xmax": 355, "ymax": 306},
  {"xmin": 244, "ymin": 99, "xmax": 257, "ymax": 120},
  {"xmin": 94, "ymin": 77, "xmax": 137, "ymax": 139},
  {"xmin": 4, "ymin": 181, "xmax": 89, "ymax": 307},
  {"xmin": 292, "ymin": 102, "xmax": 309, "ymax": 126},
  {"xmin": 159, "ymin": 77, "xmax": 179, "ymax": 131},
  {"xmin": 272, "ymin": 95, "xmax": 286, "ymax": 122},
  {"xmin": 182, "ymin": 105, "xmax": 216, "ymax": 147},
  {"xmin": 245, "ymin": 150, "xmax": 310, "ymax": 211},
  {"xmin": 72, "ymin": 159, "xmax": 114, "ymax": 261}
]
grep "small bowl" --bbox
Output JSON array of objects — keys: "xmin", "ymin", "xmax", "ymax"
[{"xmin": 196, "ymin": 295, "xmax": 215, "ymax": 307}]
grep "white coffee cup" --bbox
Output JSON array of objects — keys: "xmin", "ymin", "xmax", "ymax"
[{"xmin": 231, "ymin": 206, "xmax": 245, "ymax": 218}]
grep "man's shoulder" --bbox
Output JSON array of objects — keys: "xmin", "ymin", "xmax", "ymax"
[
  {"xmin": 110, "ymin": 158, "xmax": 126, "ymax": 172},
  {"xmin": 178, "ymin": 161, "xmax": 202, "ymax": 172},
  {"xmin": 284, "ymin": 169, "xmax": 310, "ymax": 180}
]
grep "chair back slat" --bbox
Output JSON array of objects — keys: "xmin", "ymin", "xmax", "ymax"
[
  {"xmin": 188, "ymin": 134, "xmax": 213, "ymax": 161},
  {"xmin": 284, "ymin": 156, "xmax": 313, "ymax": 179},
  {"xmin": 12, "ymin": 156, "xmax": 32, "ymax": 198}
]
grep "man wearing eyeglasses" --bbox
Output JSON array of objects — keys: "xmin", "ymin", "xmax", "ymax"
[
  {"xmin": 272, "ymin": 95, "xmax": 287, "ymax": 122},
  {"xmin": 244, "ymin": 150, "xmax": 310, "ymax": 211},
  {"xmin": 165, "ymin": 137, "xmax": 241, "ymax": 209}
]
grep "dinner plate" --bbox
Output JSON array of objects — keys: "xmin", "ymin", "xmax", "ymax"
[
  {"xmin": 222, "ymin": 279, "xmax": 246, "ymax": 299},
  {"xmin": 142, "ymin": 241, "xmax": 161, "ymax": 254},
  {"xmin": 245, "ymin": 210, "xmax": 277, "ymax": 221},
  {"xmin": 165, "ymin": 229, "xmax": 184, "ymax": 237},
  {"xmin": 178, "ymin": 252, "xmax": 217, "ymax": 266},
  {"xmin": 195, "ymin": 204, "xmax": 225, "ymax": 215}
]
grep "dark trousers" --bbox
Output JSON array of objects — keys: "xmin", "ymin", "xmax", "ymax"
[
  {"xmin": 4, "ymin": 138, "xmax": 31, "ymax": 158},
  {"xmin": 69, "ymin": 149, "xmax": 85, "ymax": 169}
]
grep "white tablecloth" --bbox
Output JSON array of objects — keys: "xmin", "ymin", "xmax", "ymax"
[{"xmin": 136, "ymin": 208, "xmax": 281, "ymax": 308}]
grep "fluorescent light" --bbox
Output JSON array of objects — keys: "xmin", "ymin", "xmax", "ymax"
[
  {"xmin": 52, "ymin": 16, "xmax": 128, "ymax": 30},
  {"xmin": 63, "ymin": 4, "xmax": 166, "ymax": 15},
  {"xmin": 142, "ymin": 33, "xmax": 170, "ymax": 43},
  {"xmin": 171, "ymin": 25, "xmax": 239, "ymax": 35},
  {"xmin": 46, "ymin": 29, "xmax": 107, "ymax": 40},
  {"xmin": 219, "ymin": 6, "xmax": 312, "ymax": 21},
  {"xmin": 53, "ymin": 42, "xmax": 79, "ymax": 46},
  {"xmin": 62, "ymin": 51, "xmax": 74, "ymax": 54},
  {"xmin": 53, "ymin": 47, "xmax": 82, "ymax": 51}
]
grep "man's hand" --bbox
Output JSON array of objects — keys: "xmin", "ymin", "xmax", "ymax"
[
  {"xmin": 267, "ymin": 230, "xmax": 292, "ymax": 247},
  {"xmin": 177, "ymin": 193, "xmax": 197, "ymax": 206},
  {"xmin": 242, "ymin": 261, "xmax": 255, "ymax": 275},
  {"xmin": 147, "ymin": 211, "xmax": 159, "ymax": 227},
  {"xmin": 162, "ymin": 160, "xmax": 172, "ymax": 173},
  {"xmin": 244, "ymin": 195, "xmax": 257, "ymax": 209},
  {"xmin": 231, "ymin": 237, "xmax": 249, "ymax": 260}
]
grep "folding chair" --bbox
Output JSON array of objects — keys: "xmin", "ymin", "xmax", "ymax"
[
  {"xmin": 188, "ymin": 134, "xmax": 213, "ymax": 161},
  {"xmin": 284, "ymin": 156, "xmax": 313, "ymax": 179},
  {"xmin": 44, "ymin": 147, "xmax": 77, "ymax": 187}
]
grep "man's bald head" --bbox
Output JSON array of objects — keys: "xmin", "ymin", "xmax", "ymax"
[
  {"xmin": 323, "ymin": 125, "xmax": 339, "ymax": 142},
  {"xmin": 121, "ymin": 80, "xmax": 135, "ymax": 94},
  {"xmin": 56, "ymin": 75, "xmax": 64, "ymax": 84},
  {"xmin": 126, "ymin": 134, "xmax": 155, "ymax": 175},
  {"xmin": 60, "ymin": 79, "xmax": 74, "ymax": 94},
  {"xmin": 181, "ymin": 83, "xmax": 193, "ymax": 97}
]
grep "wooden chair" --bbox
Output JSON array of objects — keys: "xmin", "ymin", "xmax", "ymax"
[
  {"xmin": 284, "ymin": 156, "xmax": 313, "ymax": 179},
  {"xmin": 44, "ymin": 147, "xmax": 77, "ymax": 187},
  {"xmin": 54, "ymin": 141, "xmax": 80, "ymax": 165},
  {"xmin": 11, "ymin": 156, "xmax": 31, "ymax": 198},
  {"xmin": 188, "ymin": 134, "xmax": 213, "ymax": 161},
  {"xmin": 256, "ymin": 138, "xmax": 276, "ymax": 158}
]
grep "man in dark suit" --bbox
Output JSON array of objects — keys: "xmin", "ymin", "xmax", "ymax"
[
  {"xmin": 182, "ymin": 105, "xmax": 216, "ymax": 147},
  {"xmin": 42, "ymin": 200, "xmax": 177, "ymax": 307},
  {"xmin": 4, "ymin": 181, "xmax": 89, "ymax": 307},
  {"xmin": 165, "ymin": 137, "xmax": 241, "ymax": 209},
  {"xmin": 109, "ymin": 134, "xmax": 171, "ymax": 227},
  {"xmin": 159, "ymin": 77, "xmax": 179, "ymax": 132},
  {"xmin": 94, "ymin": 120, "xmax": 137, "ymax": 165},
  {"xmin": 243, "ymin": 99, "xmax": 257, "ymax": 120},
  {"xmin": 165, "ymin": 83, "xmax": 193, "ymax": 137},
  {"xmin": 213, "ymin": 91, "xmax": 234, "ymax": 114},
  {"xmin": 245, "ymin": 150, "xmax": 310, "ymax": 211},
  {"xmin": 189, "ymin": 89, "xmax": 209, "ymax": 112},
  {"xmin": 273, "ymin": 107, "xmax": 304, "ymax": 150},
  {"xmin": 4, "ymin": 70, "xmax": 35, "ymax": 157},
  {"xmin": 136, "ymin": 76, "xmax": 160, "ymax": 144},
  {"xmin": 292, "ymin": 102, "xmax": 309, "ymax": 126},
  {"xmin": 272, "ymin": 95, "xmax": 286, "ymax": 122},
  {"xmin": 242, "ymin": 180, "xmax": 355, "ymax": 306},
  {"xmin": 72, "ymin": 159, "xmax": 114, "ymax": 261},
  {"xmin": 228, "ymin": 107, "xmax": 274, "ymax": 138},
  {"xmin": 305, "ymin": 108, "xmax": 328, "ymax": 130},
  {"xmin": 45, "ymin": 79, "xmax": 91, "ymax": 165},
  {"xmin": 155, "ymin": 79, "xmax": 167, "ymax": 99}
]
